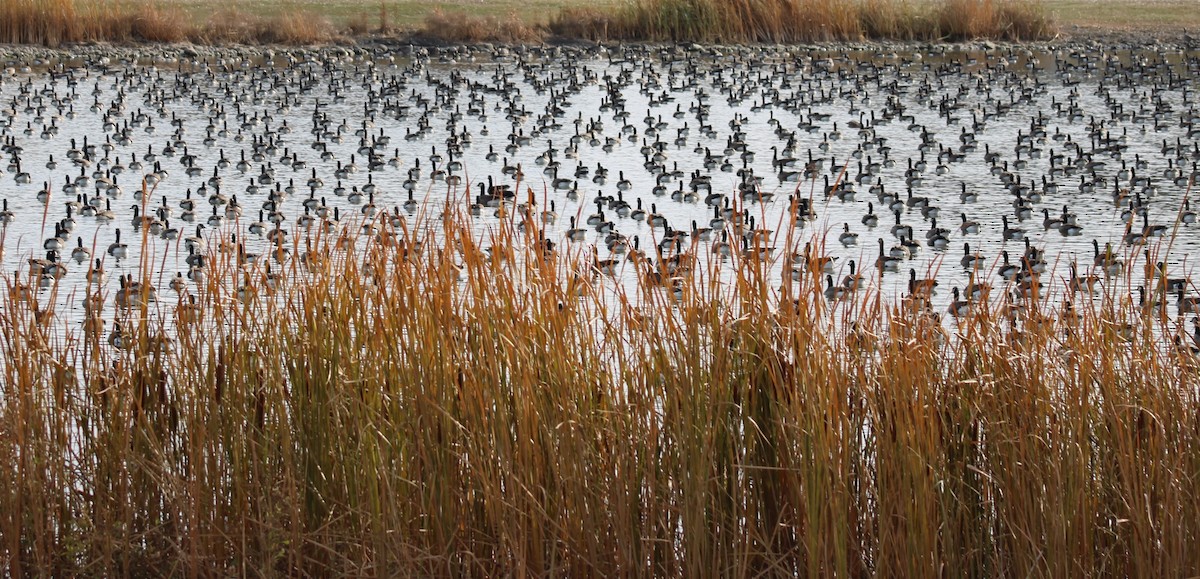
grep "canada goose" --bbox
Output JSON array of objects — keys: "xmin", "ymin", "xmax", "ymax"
[
  {"xmin": 1136, "ymin": 285, "xmax": 1162, "ymax": 314},
  {"xmin": 616, "ymin": 171, "xmax": 632, "ymax": 191},
  {"xmin": 823, "ymin": 274, "xmax": 847, "ymax": 301},
  {"xmin": 800, "ymin": 242, "xmax": 836, "ymax": 274},
  {"xmin": 566, "ymin": 216, "xmax": 586, "ymax": 242},
  {"xmin": 158, "ymin": 216, "xmax": 179, "ymax": 240},
  {"xmin": 43, "ymin": 224, "xmax": 66, "ymax": 251},
  {"xmin": 13, "ymin": 160, "xmax": 31, "ymax": 184},
  {"xmin": 841, "ymin": 260, "xmax": 863, "ymax": 291},
  {"xmin": 1178, "ymin": 288, "xmax": 1200, "ymax": 315},
  {"xmin": 740, "ymin": 236, "xmax": 774, "ymax": 261},
  {"xmin": 897, "ymin": 234, "xmax": 921, "ymax": 258},
  {"xmin": 908, "ymin": 268, "xmax": 938, "ymax": 296},
  {"xmin": 958, "ymin": 182, "xmax": 977, "ymax": 203},
  {"xmin": 1058, "ymin": 212, "xmax": 1084, "ymax": 236},
  {"xmin": 959, "ymin": 213, "xmax": 979, "ymax": 235},
  {"xmin": 947, "ymin": 287, "xmax": 971, "ymax": 317},
  {"xmin": 1183, "ymin": 198, "xmax": 1197, "ymax": 225},
  {"xmin": 631, "ymin": 198, "xmax": 647, "ymax": 221},
  {"xmin": 890, "ymin": 210, "xmax": 912, "ymax": 239},
  {"xmin": 107, "ymin": 229, "xmax": 128, "ymax": 259},
  {"xmin": 960, "ymin": 243, "xmax": 983, "ymax": 269},
  {"xmin": 169, "ymin": 272, "xmax": 188, "ymax": 294},
  {"xmin": 71, "ymin": 237, "xmax": 90, "ymax": 263},
  {"xmin": 997, "ymin": 251, "xmax": 1020, "ymax": 281},
  {"xmin": 1173, "ymin": 334, "xmax": 1200, "ymax": 358},
  {"xmin": 862, "ymin": 202, "xmax": 879, "ymax": 227},
  {"xmin": 1042, "ymin": 208, "xmax": 1063, "ymax": 231},
  {"xmin": 838, "ymin": 223, "xmax": 858, "ymax": 246},
  {"xmin": 595, "ymin": 248, "xmax": 624, "ymax": 276},
  {"xmin": 905, "ymin": 187, "xmax": 928, "ymax": 209},
  {"xmin": 1001, "ymin": 215, "xmax": 1024, "ymax": 241},
  {"xmin": 648, "ymin": 204, "xmax": 667, "ymax": 228},
  {"xmin": 1021, "ymin": 239, "xmax": 1046, "ymax": 274},
  {"xmin": 1068, "ymin": 262, "xmax": 1100, "ymax": 294},
  {"xmin": 1151, "ymin": 261, "xmax": 1189, "ymax": 294},
  {"xmin": 1122, "ymin": 221, "xmax": 1145, "ymax": 246},
  {"xmin": 966, "ymin": 272, "xmax": 991, "ymax": 302},
  {"xmin": 108, "ymin": 321, "xmax": 130, "ymax": 350},
  {"xmin": 1091, "ymin": 240, "xmax": 1121, "ymax": 274},
  {"xmin": 876, "ymin": 238, "xmax": 900, "ymax": 272}
]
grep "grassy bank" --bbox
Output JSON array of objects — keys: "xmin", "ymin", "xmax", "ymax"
[
  {"xmin": 1047, "ymin": 0, "xmax": 1200, "ymax": 31},
  {"xmin": 0, "ymin": 0, "xmax": 1057, "ymax": 46},
  {"xmin": 2, "ymin": 195, "xmax": 1198, "ymax": 575}
]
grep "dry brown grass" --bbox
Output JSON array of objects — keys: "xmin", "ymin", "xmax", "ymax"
[
  {"xmin": 938, "ymin": 0, "xmax": 1053, "ymax": 39},
  {"xmin": 548, "ymin": 7, "xmax": 616, "ymax": 41},
  {"xmin": 421, "ymin": 9, "xmax": 545, "ymax": 43},
  {"xmin": 1, "ymin": 0, "xmax": 87, "ymax": 46},
  {"xmin": 190, "ymin": 11, "xmax": 334, "ymax": 44},
  {"xmin": 549, "ymin": 0, "xmax": 1056, "ymax": 42},
  {"xmin": 2, "ymin": 0, "xmax": 1056, "ymax": 45},
  {"xmin": 264, "ymin": 12, "xmax": 336, "ymax": 44},
  {"xmin": 991, "ymin": 0, "xmax": 1056, "ymax": 39},
  {"xmin": 858, "ymin": 0, "xmax": 931, "ymax": 38},
  {"xmin": 125, "ymin": 3, "xmax": 189, "ymax": 43},
  {"xmin": 0, "ymin": 0, "xmax": 336, "ymax": 45},
  {"xmin": 346, "ymin": 11, "xmax": 373, "ymax": 35}
]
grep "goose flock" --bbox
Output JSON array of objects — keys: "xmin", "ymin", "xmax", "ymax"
[{"xmin": 1, "ymin": 43, "xmax": 1200, "ymax": 343}]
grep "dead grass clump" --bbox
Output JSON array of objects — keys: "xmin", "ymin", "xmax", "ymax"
[
  {"xmin": 346, "ymin": 11, "xmax": 373, "ymax": 36},
  {"xmin": 993, "ymin": 0, "xmax": 1056, "ymax": 39},
  {"xmin": 127, "ymin": 3, "xmax": 189, "ymax": 43},
  {"xmin": 857, "ymin": 0, "xmax": 934, "ymax": 39},
  {"xmin": 0, "ymin": 0, "xmax": 83, "ymax": 46},
  {"xmin": 0, "ymin": 0, "xmax": 191, "ymax": 44},
  {"xmin": 938, "ymin": 0, "xmax": 993, "ymax": 38},
  {"xmin": 548, "ymin": 8, "xmax": 616, "ymax": 41},
  {"xmin": 420, "ymin": 10, "xmax": 545, "ymax": 44},
  {"xmin": 797, "ymin": 0, "xmax": 866, "ymax": 41},
  {"xmin": 619, "ymin": 0, "xmax": 723, "ymax": 42},
  {"xmin": 347, "ymin": 1, "xmax": 397, "ymax": 36},
  {"xmin": 937, "ymin": 0, "xmax": 1056, "ymax": 39},
  {"xmin": 261, "ymin": 12, "xmax": 335, "ymax": 44},
  {"xmin": 377, "ymin": 1, "xmax": 394, "ymax": 33},
  {"xmin": 194, "ymin": 8, "xmax": 263, "ymax": 43}
]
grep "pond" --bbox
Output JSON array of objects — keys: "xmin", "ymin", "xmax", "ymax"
[{"xmin": 2, "ymin": 43, "xmax": 1199, "ymax": 336}]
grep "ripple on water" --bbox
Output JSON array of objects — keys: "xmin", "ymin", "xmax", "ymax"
[{"xmin": 1, "ymin": 43, "xmax": 1199, "ymax": 338}]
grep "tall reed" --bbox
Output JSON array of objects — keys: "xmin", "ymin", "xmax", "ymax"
[
  {"xmin": 0, "ymin": 0, "xmax": 334, "ymax": 45},
  {"xmin": 420, "ymin": 10, "xmax": 543, "ymax": 44},
  {"xmin": 552, "ymin": 0, "xmax": 1055, "ymax": 42},
  {"xmin": 0, "ymin": 185, "xmax": 1196, "ymax": 575},
  {"xmin": 2, "ymin": 0, "xmax": 1054, "ymax": 46}
]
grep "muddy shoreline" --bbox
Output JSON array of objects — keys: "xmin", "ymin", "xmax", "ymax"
[{"xmin": 1, "ymin": 26, "xmax": 1197, "ymax": 69}]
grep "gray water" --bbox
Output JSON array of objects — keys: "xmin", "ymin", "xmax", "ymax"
[{"xmin": 2, "ymin": 44, "xmax": 1199, "ymax": 338}]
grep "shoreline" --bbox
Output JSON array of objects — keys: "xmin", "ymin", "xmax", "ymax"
[{"xmin": 2, "ymin": 28, "xmax": 1198, "ymax": 69}]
